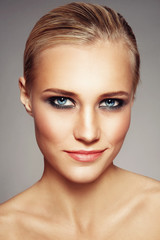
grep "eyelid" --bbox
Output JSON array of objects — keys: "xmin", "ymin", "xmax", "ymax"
[
  {"xmin": 47, "ymin": 96, "xmax": 75, "ymax": 109},
  {"xmin": 99, "ymin": 98, "xmax": 125, "ymax": 110},
  {"xmin": 100, "ymin": 98, "xmax": 120, "ymax": 104},
  {"xmin": 55, "ymin": 96, "xmax": 74, "ymax": 104},
  {"xmin": 48, "ymin": 96, "xmax": 75, "ymax": 102}
]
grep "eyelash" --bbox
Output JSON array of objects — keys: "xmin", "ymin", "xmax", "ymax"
[
  {"xmin": 99, "ymin": 99, "xmax": 124, "ymax": 110},
  {"xmin": 47, "ymin": 96, "xmax": 125, "ymax": 110},
  {"xmin": 47, "ymin": 96, "xmax": 75, "ymax": 109}
]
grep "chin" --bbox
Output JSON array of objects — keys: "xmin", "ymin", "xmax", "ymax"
[
  {"xmin": 64, "ymin": 165, "xmax": 108, "ymax": 184},
  {"xmin": 68, "ymin": 175, "xmax": 98, "ymax": 184}
]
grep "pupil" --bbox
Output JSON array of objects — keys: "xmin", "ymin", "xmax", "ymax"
[
  {"xmin": 106, "ymin": 99, "xmax": 115, "ymax": 106},
  {"xmin": 58, "ymin": 98, "xmax": 67, "ymax": 105}
]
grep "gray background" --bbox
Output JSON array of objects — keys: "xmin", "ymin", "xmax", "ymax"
[{"xmin": 0, "ymin": 0, "xmax": 159, "ymax": 204}]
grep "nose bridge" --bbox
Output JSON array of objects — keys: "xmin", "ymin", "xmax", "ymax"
[{"xmin": 74, "ymin": 106, "xmax": 100, "ymax": 143}]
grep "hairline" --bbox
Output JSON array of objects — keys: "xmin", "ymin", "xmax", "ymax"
[{"xmin": 25, "ymin": 37, "xmax": 136, "ymax": 95}]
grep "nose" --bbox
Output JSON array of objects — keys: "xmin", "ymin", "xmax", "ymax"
[{"xmin": 73, "ymin": 107, "xmax": 100, "ymax": 144}]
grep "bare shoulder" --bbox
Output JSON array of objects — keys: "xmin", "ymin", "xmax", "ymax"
[
  {"xmin": 141, "ymin": 175, "xmax": 160, "ymax": 216},
  {"xmin": 137, "ymin": 175, "xmax": 160, "ymax": 237},
  {"xmin": 113, "ymin": 168, "xmax": 160, "ymax": 239},
  {"xmin": 119, "ymin": 166, "xmax": 160, "ymax": 193},
  {"xmin": 0, "ymin": 199, "xmax": 19, "ymax": 240},
  {"xmin": 123, "ymin": 168, "xmax": 160, "ymax": 209},
  {"xmin": 0, "ymin": 185, "xmax": 48, "ymax": 239},
  {"xmin": 121, "ymin": 168, "xmax": 160, "ymax": 236},
  {"xmin": 132, "ymin": 171, "xmax": 160, "ymax": 203}
]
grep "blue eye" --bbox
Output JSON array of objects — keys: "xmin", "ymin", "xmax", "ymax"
[
  {"xmin": 48, "ymin": 96, "xmax": 75, "ymax": 109},
  {"xmin": 99, "ymin": 99, "xmax": 124, "ymax": 110},
  {"xmin": 56, "ymin": 98, "xmax": 67, "ymax": 105}
]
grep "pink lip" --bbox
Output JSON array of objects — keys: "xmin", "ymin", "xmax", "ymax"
[{"xmin": 64, "ymin": 149, "xmax": 106, "ymax": 162}]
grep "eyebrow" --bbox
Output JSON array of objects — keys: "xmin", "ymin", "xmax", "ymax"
[
  {"xmin": 43, "ymin": 88, "xmax": 130, "ymax": 98},
  {"xmin": 100, "ymin": 91, "xmax": 129, "ymax": 98},
  {"xmin": 43, "ymin": 88, "xmax": 78, "ymax": 97}
]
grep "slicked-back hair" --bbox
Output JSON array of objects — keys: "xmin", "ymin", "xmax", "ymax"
[{"xmin": 24, "ymin": 2, "xmax": 140, "ymax": 94}]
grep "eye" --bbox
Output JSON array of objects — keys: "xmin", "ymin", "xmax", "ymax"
[
  {"xmin": 99, "ymin": 99, "xmax": 124, "ymax": 110},
  {"xmin": 48, "ymin": 96, "xmax": 75, "ymax": 109}
]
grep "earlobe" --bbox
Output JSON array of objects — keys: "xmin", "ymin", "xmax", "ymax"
[{"xmin": 19, "ymin": 77, "xmax": 33, "ymax": 116}]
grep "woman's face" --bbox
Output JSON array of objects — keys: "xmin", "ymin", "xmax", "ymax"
[{"xmin": 26, "ymin": 41, "xmax": 134, "ymax": 183}]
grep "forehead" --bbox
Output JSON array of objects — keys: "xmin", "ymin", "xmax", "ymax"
[{"xmin": 33, "ymin": 41, "xmax": 133, "ymax": 95}]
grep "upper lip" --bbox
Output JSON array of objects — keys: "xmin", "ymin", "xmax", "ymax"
[{"xmin": 64, "ymin": 149, "xmax": 106, "ymax": 154}]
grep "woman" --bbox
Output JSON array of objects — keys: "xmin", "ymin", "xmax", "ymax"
[{"xmin": 0, "ymin": 2, "xmax": 160, "ymax": 239}]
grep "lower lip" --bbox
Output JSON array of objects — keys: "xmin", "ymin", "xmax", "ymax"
[{"xmin": 66, "ymin": 152, "xmax": 104, "ymax": 162}]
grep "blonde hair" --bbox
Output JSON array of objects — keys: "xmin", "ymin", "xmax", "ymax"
[{"xmin": 24, "ymin": 2, "xmax": 140, "ymax": 93}]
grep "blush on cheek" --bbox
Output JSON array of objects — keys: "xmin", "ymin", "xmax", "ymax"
[
  {"xmin": 107, "ymin": 111, "xmax": 131, "ymax": 145},
  {"xmin": 33, "ymin": 110, "xmax": 74, "ymax": 150},
  {"xmin": 34, "ymin": 114, "xmax": 61, "ymax": 144}
]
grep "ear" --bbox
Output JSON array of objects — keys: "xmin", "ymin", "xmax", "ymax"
[
  {"xmin": 19, "ymin": 77, "xmax": 33, "ymax": 116},
  {"xmin": 131, "ymin": 94, "xmax": 135, "ymax": 107}
]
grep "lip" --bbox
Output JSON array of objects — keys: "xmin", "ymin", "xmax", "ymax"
[{"xmin": 64, "ymin": 149, "xmax": 106, "ymax": 162}]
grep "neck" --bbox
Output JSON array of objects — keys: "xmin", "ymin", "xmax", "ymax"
[{"xmin": 37, "ymin": 161, "xmax": 121, "ymax": 225}]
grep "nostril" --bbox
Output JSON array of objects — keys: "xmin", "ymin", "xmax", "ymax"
[{"xmin": 73, "ymin": 126, "xmax": 100, "ymax": 144}]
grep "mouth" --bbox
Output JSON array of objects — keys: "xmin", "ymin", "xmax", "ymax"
[{"xmin": 64, "ymin": 149, "xmax": 106, "ymax": 162}]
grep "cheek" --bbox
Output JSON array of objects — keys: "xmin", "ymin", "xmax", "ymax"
[
  {"xmin": 33, "ymin": 109, "xmax": 73, "ymax": 148},
  {"xmin": 103, "ymin": 109, "xmax": 131, "ymax": 145}
]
